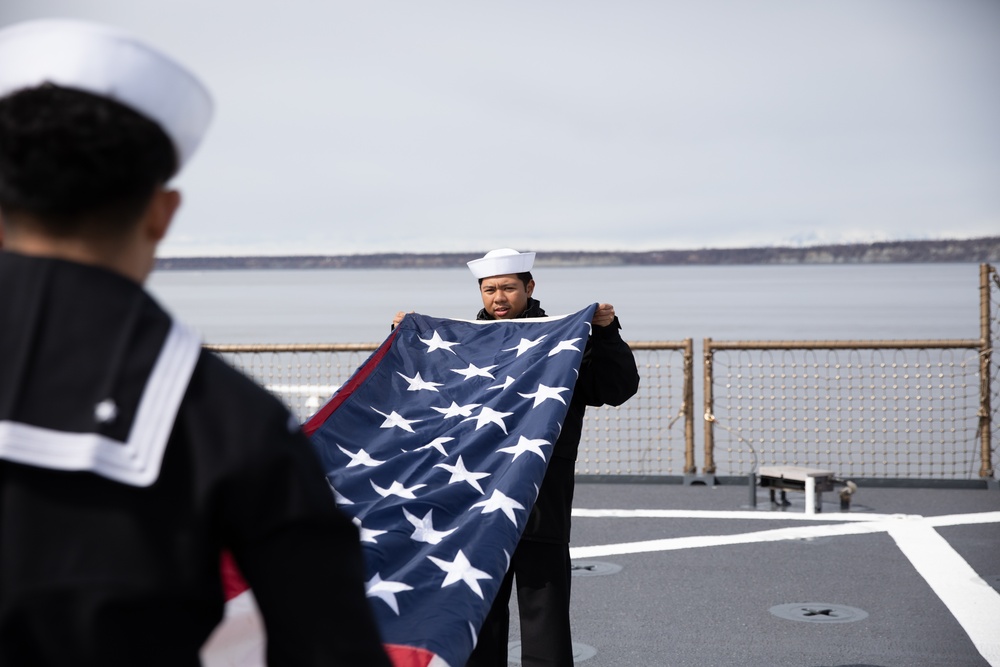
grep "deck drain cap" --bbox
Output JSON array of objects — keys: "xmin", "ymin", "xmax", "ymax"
[
  {"xmin": 571, "ymin": 560, "xmax": 622, "ymax": 577},
  {"xmin": 770, "ymin": 602, "xmax": 869, "ymax": 624},
  {"xmin": 508, "ymin": 641, "xmax": 597, "ymax": 663}
]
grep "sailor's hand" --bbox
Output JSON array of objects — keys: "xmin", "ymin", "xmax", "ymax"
[
  {"xmin": 592, "ymin": 303, "xmax": 615, "ymax": 328},
  {"xmin": 391, "ymin": 311, "xmax": 412, "ymax": 329}
]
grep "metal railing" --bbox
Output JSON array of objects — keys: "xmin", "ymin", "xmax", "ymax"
[
  {"xmin": 702, "ymin": 264, "xmax": 996, "ymax": 482},
  {"xmin": 207, "ymin": 340, "xmax": 696, "ymax": 477},
  {"xmin": 576, "ymin": 340, "xmax": 693, "ymax": 477},
  {"xmin": 205, "ymin": 343, "xmax": 379, "ymax": 420},
  {"xmin": 703, "ymin": 340, "xmax": 983, "ymax": 479},
  {"xmin": 208, "ymin": 264, "xmax": 998, "ymax": 484}
]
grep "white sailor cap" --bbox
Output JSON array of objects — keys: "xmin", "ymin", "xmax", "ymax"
[
  {"xmin": 0, "ymin": 18, "xmax": 213, "ymax": 171},
  {"xmin": 467, "ymin": 248, "xmax": 536, "ymax": 279}
]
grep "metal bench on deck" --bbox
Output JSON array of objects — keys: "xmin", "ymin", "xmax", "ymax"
[{"xmin": 758, "ymin": 465, "xmax": 836, "ymax": 514}]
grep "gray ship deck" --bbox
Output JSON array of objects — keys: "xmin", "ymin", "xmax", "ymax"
[{"xmin": 504, "ymin": 481, "xmax": 1000, "ymax": 667}]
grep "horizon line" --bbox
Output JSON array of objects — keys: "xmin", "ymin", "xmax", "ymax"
[{"xmin": 155, "ymin": 236, "xmax": 999, "ymax": 261}]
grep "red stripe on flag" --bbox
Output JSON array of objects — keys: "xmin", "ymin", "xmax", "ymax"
[
  {"xmin": 385, "ymin": 643, "xmax": 441, "ymax": 667},
  {"xmin": 221, "ymin": 550, "xmax": 250, "ymax": 601}
]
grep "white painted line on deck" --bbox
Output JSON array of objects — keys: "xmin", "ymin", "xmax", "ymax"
[
  {"xmin": 572, "ymin": 508, "xmax": 914, "ymax": 522},
  {"xmin": 888, "ymin": 521, "xmax": 1000, "ymax": 667},
  {"xmin": 923, "ymin": 510, "xmax": 1000, "ymax": 527},
  {"xmin": 569, "ymin": 518, "xmax": 891, "ymax": 559},
  {"xmin": 570, "ymin": 509, "xmax": 1000, "ymax": 667}
]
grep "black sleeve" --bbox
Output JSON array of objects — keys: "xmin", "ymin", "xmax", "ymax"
[
  {"xmin": 225, "ymin": 422, "xmax": 392, "ymax": 667},
  {"xmin": 574, "ymin": 316, "xmax": 640, "ymax": 408},
  {"xmin": 200, "ymin": 361, "xmax": 391, "ymax": 667}
]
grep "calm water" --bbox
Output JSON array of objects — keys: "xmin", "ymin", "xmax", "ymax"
[{"xmin": 146, "ymin": 263, "xmax": 986, "ymax": 346}]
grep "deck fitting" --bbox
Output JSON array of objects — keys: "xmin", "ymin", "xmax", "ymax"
[
  {"xmin": 571, "ymin": 560, "xmax": 623, "ymax": 577},
  {"xmin": 769, "ymin": 602, "xmax": 869, "ymax": 624},
  {"xmin": 507, "ymin": 641, "xmax": 597, "ymax": 664}
]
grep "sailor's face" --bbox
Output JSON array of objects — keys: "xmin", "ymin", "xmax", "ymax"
[{"xmin": 479, "ymin": 274, "xmax": 534, "ymax": 320}]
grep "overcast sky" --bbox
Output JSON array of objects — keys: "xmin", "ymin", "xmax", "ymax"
[{"xmin": 3, "ymin": 1, "xmax": 998, "ymax": 257}]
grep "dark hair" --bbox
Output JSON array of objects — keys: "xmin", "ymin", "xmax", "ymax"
[
  {"xmin": 478, "ymin": 271, "xmax": 533, "ymax": 289},
  {"xmin": 0, "ymin": 84, "xmax": 177, "ymax": 236}
]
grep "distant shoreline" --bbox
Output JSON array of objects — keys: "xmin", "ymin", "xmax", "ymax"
[{"xmin": 155, "ymin": 236, "xmax": 999, "ymax": 270}]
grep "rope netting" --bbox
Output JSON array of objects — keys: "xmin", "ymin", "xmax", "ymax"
[
  {"xmin": 576, "ymin": 345, "xmax": 691, "ymax": 477},
  {"xmin": 211, "ymin": 346, "xmax": 377, "ymax": 423},
  {"xmin": 707, "ymin": 346, "xmax": 982, "ymax": 479},
  {"xmin": 210, "ymin": 344, "xmax": 693, "ymax": 477},
  {"xmin": 989, "ymin": 266, "xmax": 1000, "ymax": 478}
]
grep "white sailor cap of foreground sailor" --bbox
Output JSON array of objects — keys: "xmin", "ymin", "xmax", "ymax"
[
  {"xmin": 467, "ymin": 248, "xmax": 536, "ymax": 279},
  {"xmin": 0, "ymin": 18, "xmax": 213, "ymax": 171}
]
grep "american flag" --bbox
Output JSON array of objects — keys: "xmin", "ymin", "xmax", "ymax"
[{"xmin": 303, "ymin": 304, "xmax": 597, "ymax": 667}]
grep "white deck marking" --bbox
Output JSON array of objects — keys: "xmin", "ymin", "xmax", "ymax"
[
  {"xmin": 570, "ymin": 517, "xmax": 893, "ymax": 559},
  {"xmin": 572, "ymin": 508, "xmax": 915, "ymax": 522},
  {"xmin": 887, "ymin": 521, "xmax": 1000, "ymax": 666},
  {"xmin": 571, "ymin": 509, "xmax": 1000, "ymax": 667}
]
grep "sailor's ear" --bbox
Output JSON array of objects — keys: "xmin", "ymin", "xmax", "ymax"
[{"xmin": 145, "ymin": 188, "xmax": 181, "ymax": 241}]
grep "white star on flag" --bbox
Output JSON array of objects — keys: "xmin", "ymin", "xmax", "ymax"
[
  {"xmin": 518, "ymin": 383, "xmax": 570, "ymax": 408},
  {"xmin": 337, "ymin": 444, "xmax": 386, "ymax": 467},
  {"xmin": 371, "ymin": 479, "xmax": 427, "ymax": 499},
  {"xmin": 353, "ymin": 516, "xmax": 388, "ymax": 543},
  {"xmin": 434, "ymin": 456, "xmax": 491, "ymax": 493},
  {"xmin": 326, "ymin": 479, "xmax": 353, "ymax": 505},
  {"xmin": 431, "ymin": 402, "xmax": 481, "ymax": 418},
  {"xmin": 497, "ymin": 435, "xmax": 551, "ymax": 461},
  {"xmin": 503, "ymin": 335, "xmax": 547, "ymax": 357},
  {"xmin": 403, "ymin": 508, "xmax": 458, "ymax": 544},
  {"xmin": 487, "ymin": 376, "xmax": 517, "ymax": 391},
  {"xmin": 397, "ymin": 371, "xmax": 443, "ymax": 392},
  {"xmin": 414, "ymin": 437, "xmax": 454, "ymax": 456},
  {"xmin": 366, "ymin": 573, "xmax": 414, "ymax": 615},
  {"xmin": 451, "ymin": 363, "xmax": 497, "ymax": 381},
  {"xmin": 427, "ymin": 549, "xmax": 492, "ymax": 599},
  {"xmin": 420, "ymin": 330, "xmax": 460, "ymax": 354},
  {"xmin": 548, "ymin": 338, "xmax": 582, "ymax": 356},
  {"xmin": 471, "ymin": 489, "xmax": 526, "ymax": 525},
  {"xmin": 462, "ymin": 406, "xmax": 513, "ymax": 434},
  {"xmin": 372, "ymin": 407, "xmax": 423, "ymax": 432}
]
